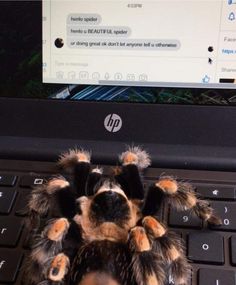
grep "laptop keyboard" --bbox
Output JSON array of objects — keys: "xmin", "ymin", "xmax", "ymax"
[{"xmin": 0, "ymin": 159, "xmax": 235, "ymax": 285}]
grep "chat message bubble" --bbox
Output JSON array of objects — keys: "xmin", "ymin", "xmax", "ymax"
[
  {"xmin": 67, "ymin": 13, "xmax": 102, "ymax": 25},
  {"xmin": 68, "ymin": 39, "xmax": 180, "ymax": 50},
  {"xmin": 67, "ymin": 26, "xmax": 131, "ymax": 37}
]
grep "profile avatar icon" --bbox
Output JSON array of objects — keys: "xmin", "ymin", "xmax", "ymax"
[
  {"xmin": 208, "ymin": 46, "xmax": 214, "ymax": 52},
  {"xmin": 55, "ymin": 38, "xmax": 64, "ymax": 48}
]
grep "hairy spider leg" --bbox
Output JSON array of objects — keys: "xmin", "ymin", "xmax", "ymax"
[
  {"xmin": 25, "ymin": 177, "xmax": 77, "ymax": 239},
  {"xmin": 129, "ymin": 226, "xmax": 165, "ymax": 285},
  {"xmin": 23, "ymin": 218, "xmax": 70, "ymax": 285},
  {"xmin": 116, "ymin": 147, "xmax": 151, "ymax": 199},
  {"xmin": 28, "ymin": 177, "xmax": 76, "ymax": 220},
  {"xmin": 24, "ymin": 217, "xmax": 82, "ymax": 285},
  {"xmin": 141, "ymin": 183, "xmax": 164, "ymax": 217},
  {"xmin": 59, "ymin": 148, "xmax": 105, "ymax": 197},
  {"xmin": 73, "ymin": 161, "xmax": 91, "ymax": 197},
  {"xmin": 59, "ymin": 149, "xmax": 92, "ymax": 197},
  {"xmin": 143, "ymin": 177, "xmax": 222, "ymax": 225},
  {"xmin": 142, "ymin": 216, "xmax": 191, "ymax": 285},
  {"xmin": 115, "ymin": 164, "xmax": 144, "ymax": 200},
  {"xmin": 86, "ymin": 167, "xmax": 104, "ymax": 196}
]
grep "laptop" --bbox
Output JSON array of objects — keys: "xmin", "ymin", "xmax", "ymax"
[{"xmin": 0, "ymin": 0, "xmax": 236, "ymax": 284}]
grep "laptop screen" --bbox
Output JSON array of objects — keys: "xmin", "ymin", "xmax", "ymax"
[{"xmin": 0, "ymin": 1, "xmax": 235, "ymax": 105}]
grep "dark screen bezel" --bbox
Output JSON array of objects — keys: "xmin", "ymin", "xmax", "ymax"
[{"xmin": 1, "ymin": 97, "xmax": 236, "ymax": 171}]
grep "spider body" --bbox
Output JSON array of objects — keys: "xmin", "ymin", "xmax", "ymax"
[{"xmin": 23, "ymin": 147, "xmax": 221, "ymax": 285}]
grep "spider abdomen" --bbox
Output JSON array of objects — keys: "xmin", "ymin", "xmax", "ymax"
[
  {"xmin": 78, "ymin": 272, "xmax": 122, "ymax": 285},
  {"xmin": 71, "ymin": 240, "xmax": 134, "ymax": 285}
]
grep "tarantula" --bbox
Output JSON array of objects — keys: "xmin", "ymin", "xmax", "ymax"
[{"xmin": 23, "ymin": 147, "xmax": 221, "ymax": 285}]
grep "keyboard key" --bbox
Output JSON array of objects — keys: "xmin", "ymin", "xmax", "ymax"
[
  {"xmin": 0, "ymin": 217, "xmax": 23, "ymax": 246},
  {"xmin": 0, "ymin": 188, "xmax": 17, "ymax": 214},
  {"xmin": 198, "ymin": 268, "xmax": 236, "ymax": 285},
  {"xmin": 165, "ymin": 274, "xmax": 178, "ymax": 285},
  {"xmin": 20, "ymin": 175, "xmax": 49, "ymax": 188},
  {"xmin": 0, "ymin": 174, "xmax": 17, "ymax": 187},
  {"xmin": 188, "ymin": 232, "xmax": 224, "ymax": 264},
  {"xmin": 230, "ymin": 236, "xmax": 236, "ymax": 266},
  {"xmin": 0, "ymin": 250, "xmax": 23, "ymax": 283},
  {"xmin": 15, "ymin": 190, "xmax": 31, "ymax": 216},
  {"xmin": 169, "ymin": 209, "xmax": 202, "ymax": 229},
  {"xmin": 195, "ymin": 183, "xmax": 236, "ymax": 201},
  {"xmin": 210, "ymin": 201, "xmax": 236, "ymax": 231}
]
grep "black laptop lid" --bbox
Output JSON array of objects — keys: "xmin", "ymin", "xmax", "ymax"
[{"xmin": 0, "ymin": 1, "xmax": 236, "ymax": 170}]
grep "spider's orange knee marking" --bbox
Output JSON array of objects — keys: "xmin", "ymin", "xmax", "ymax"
[
  {"xmin": 167, "ymin": 246, "xmax": 181, "ymax": 261},
  {"xmin": 186, "ymin": 193, "xmax": 197, "ymax": 208},
  {"xmin": 204, "ymin": 212, "xmax": 221, "ymax": 225},
  {"xmin": 47, "ymin": 179, "xmax": 69, "ymax": 193},
  {"xmin": 146, "ymin": 273, "xmax": 160, "ymax": 285},
  {"xmin": 142, "ymin": 216, "xmax": 166, "ymax": 237},
  {"xmin": 49, "ymin": 253, "xmax": 69, "ymax": 281},
  {"xmin": 156, "ymin": 179, "xmax": 178, "ymax": 194},
  {"xmin": 47, "ymin": 218, "xmax": 69, "ymax": 241},
  {"xmin": 77, "ymin": 152, "xmax": 89, "ymax": 162},
  {"xmin": 123, "ymin": 152, "xmax": 138, "ymax": 164},
  {"xmin": 207, "ymin": 214, "xmax": 222, "ymax": 225},
  {"xmin": 204, "ymin": 213, "xmax": 211, "ymax": 220},
  {"xmin": 130, "ymin": 226, "xmax": 151, "ymax": 252}
]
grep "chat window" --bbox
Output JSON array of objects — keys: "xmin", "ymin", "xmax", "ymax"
[{"xmin": 43, "ymin": 0, "xmax": 236, "ymax": 88}]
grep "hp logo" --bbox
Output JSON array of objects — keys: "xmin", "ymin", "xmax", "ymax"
[{"xmin": 104, "ymin": 114, "xmax": 122, "ymax": 133}]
